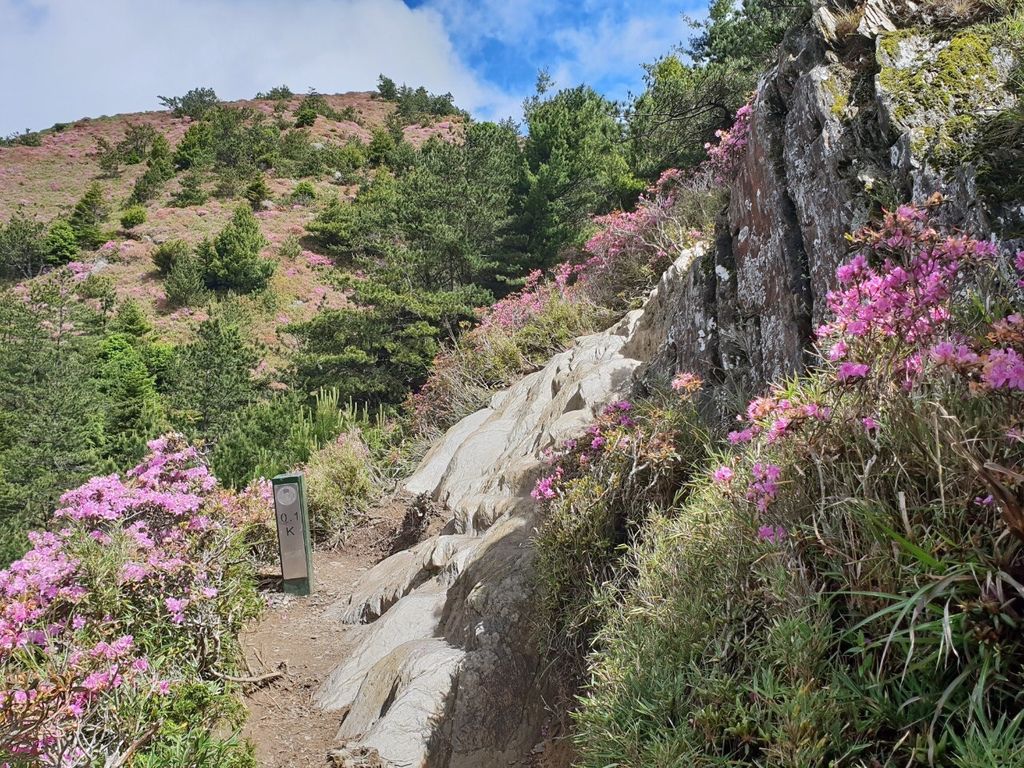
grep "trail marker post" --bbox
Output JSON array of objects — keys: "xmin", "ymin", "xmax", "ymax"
[{"xmin": 272, "ymin": 472, "xmax": 313, "ymax": 596}]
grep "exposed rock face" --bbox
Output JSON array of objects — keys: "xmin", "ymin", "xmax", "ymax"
[
  {"xmin": 315, "ymin": 249, "xmax": 703, "ymax": 767},
  {"xmin": 642, "ymin": 0, "xmax": 1021, "ymax": 409}
]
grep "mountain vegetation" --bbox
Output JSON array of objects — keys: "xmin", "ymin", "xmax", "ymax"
[{"xmin": 2, "ymin": 0, "xmax": 1022, "ymax": 763}]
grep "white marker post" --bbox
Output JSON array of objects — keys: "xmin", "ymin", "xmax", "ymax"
[{"xmin": 272, "ymin": 472, "xmax": 313, "ymax": 596}]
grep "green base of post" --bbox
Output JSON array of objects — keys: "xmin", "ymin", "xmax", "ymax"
[{"xmin": 282, "ymin": 577, "xmax": 312, "ymax": 597}]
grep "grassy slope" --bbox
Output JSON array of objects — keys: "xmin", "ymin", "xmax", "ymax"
[{"xmin": 0, "ymin": 92, "xmax": 463, "ymax": 360}]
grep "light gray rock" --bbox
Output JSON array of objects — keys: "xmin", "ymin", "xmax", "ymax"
[
  {"xmin": 316, "ymin": 587, "xmax": 448, "ymax": 712},
  {"xmin": 317, "ymin": 247, "xmax": 703, "ymax": 767},
  {"xmin": 326, "ymin": 536, "xmax": 478, "ymax": 624}
]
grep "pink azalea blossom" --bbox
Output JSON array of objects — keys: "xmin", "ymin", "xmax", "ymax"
[{"xmin": 837, "ymin": 362, "xmax": 870, "ymax": 382}]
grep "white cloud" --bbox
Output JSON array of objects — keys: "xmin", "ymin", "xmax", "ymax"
[{"xmin": 0, "ymin": 0, "xmax": 512, "ymax": 135}]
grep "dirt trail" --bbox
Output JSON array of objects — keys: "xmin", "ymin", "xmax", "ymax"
[
  {"xmin": 239, "ymin": 496, "xmax": 461, "ymax": 766},
  {"xmin": 239, "ymin": 499, "xmax": 575, "ymax": 768},
  {"xmin": 240, "ymin": 504, "xmax": 412, "ymax": 768}
]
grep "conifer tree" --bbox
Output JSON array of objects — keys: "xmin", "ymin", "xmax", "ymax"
[
  {"xmin": 199, "ymin": 205, "xmax": 273, "ymax": 292},
  {"xmin": 68, "ymin": 182, "xmax": 109, "ymax": 248},
  {"xmin": 169, "ymin": 314, "xmax": 260, "ymax": 437},
  {"xmin": 44, "ymin": 219, "xmax": 79, "ymax": 265}
]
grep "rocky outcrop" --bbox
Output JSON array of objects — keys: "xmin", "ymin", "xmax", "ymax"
[
  {"xmin": 642, "ymin": 0, "xmax": 1022, "ymax": 410},
  {"xmin": 314, "ymin": 249, "xmax": 702, "ymax": 767}
]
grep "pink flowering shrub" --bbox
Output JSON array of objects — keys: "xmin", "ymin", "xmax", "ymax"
[
  {"xmin": 704, "ymin": 102, "xmax": 752, "ymax": 183},
  {"xmin": 0, "ymin": 435, "xmax": 266, "ymax": 766},
  {"xmin": 533, "ymin": 387, "xmax": 710, "ymax": 664},
  {"xmin": 540, "ymin": 205, "xmax": 1024, "ymax": 764}
]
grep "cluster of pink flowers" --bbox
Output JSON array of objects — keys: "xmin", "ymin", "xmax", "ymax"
[
  {"xmin": 704, "ymin": 102, "xmax": 752, "ymax": 183},
  {"xmin": 65, "ymin": 261, "xmax": 92, "ymax": 282},
  {"xmin": 0, "ymin": 435, "xmax": 270, "ymax": 763},
  {"xmin": 727, "ymin": 394, "xmax": 832, "ymax": 447},
  {"xmin": 304, "ymin": 251, "xmax": 333, "ymax": 268},
  {"xmin": 716, "ymin": 206, "xmax": 1022, "ymax": 542},
  {"xmin": 746, "ymin": 462, "xmax": 782, "ymax": 513},
  {"xmin": 817, "ymin": 205, "xmax": 999, "ymax": 384},
  {"xmin": 530, "ymin": 399, "xmax": 649, "ymax": 501},
  {"xmin": 671, "ymin": 371, "xmax": 703, "ymax": 394}
]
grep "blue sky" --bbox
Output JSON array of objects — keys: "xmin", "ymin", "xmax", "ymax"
[{"xmin": 1, "ymin": 0, "xmax": 704, "ymax": 136}]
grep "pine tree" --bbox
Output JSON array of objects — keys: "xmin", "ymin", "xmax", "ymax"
[
  {"xmin": 68, "ymin": 182, "xmax": 109, "ymax": 249},
  {"xmin": 44, "ymin": 219, "xmax": 79, "ymax": 265},
  {"xmin": 171, "ymin": 171, "xmax": 208, "ymax": 207},
  {"xmin": 200, "ymin": 205, "xmax": 273, "ymax": 292},
  {"xmin": 98, "ymin": 333, "xmax": 163, "ymax": 464},
  {"xmin": 110, "ymin": 299, "xmax": 152, "ymax": 338},
  {"xmin": 169, "ymin": 314, "xmax": 260, "ymax": 438}
]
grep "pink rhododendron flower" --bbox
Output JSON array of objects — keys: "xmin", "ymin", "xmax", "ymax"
[
  {"xmin": 671, "ymin": 372, "xmax": 703, "ymax": 393},
  {"xmin": 930, "ymin": 341, "xmax": 979, "ymax": 368},
  {"xmin": 837, "ymin": 362, "xmax": 870, "ymax": 382},
  {"xmin": 757, "ymin": 525, "xmax": 787, "ymax": 544},
  {"xmin": 983, "ymin": 348, "xmax": 1024, "ymax": 390},
  {"xmin": 711, "ymin": 466, "xmax": 734, "ymax": 485}
]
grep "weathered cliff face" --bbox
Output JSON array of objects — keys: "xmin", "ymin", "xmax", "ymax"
[
  {"xmin": 642, "ymin": 0, "xmax": 1022, "ymax": 408},
  {"xmin": 318, "ymin": 3, "xmax": 1021, "ymax": 766}
]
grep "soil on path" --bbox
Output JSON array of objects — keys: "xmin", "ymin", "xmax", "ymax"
[
  {"xmin": 238, "ymin": 497, "xmax": 576, "ymax": 767},
  {"xmin": 240, "ymin": 502, "xmax": 416, "ymax": 768}
]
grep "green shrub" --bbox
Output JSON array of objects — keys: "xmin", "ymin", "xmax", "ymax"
[
  {"xmin": 158, "ymin": 87, "xmax": 220, "ymax": 119},
  {"xmin": 279, "ymin": 235, "xmax": 302, "ymax": 259},
  {"xmin": 290, "ymin": 180, "xmax": 316, "ymax": 205},
  {"xmin": 130, "ymin": 135, "xmax": 176, "ymax": 204},
  {"xmin": 255, "ymin": 85, "xmax": 293, "ymax": 100},
  {"xmin": 171, "ymin": 171, "xmax": 208, "ymax": 207},
  {"xmin": 110, "ymin": 298, "xmax": 152, "ymax": 338},
  {"xmin": 210, "ymin": 389, "xmax": 347, "ymax": 489},
  {"xmin": 243, "ymin": 176, "xmax": 270, "ymax": 210},
  {"xmin": 535, "ymin": 393, "xmax": 710, "ymax": 673},
  {"xmin": 304, "ymin": 431, "xmax": 377, "ymax": 542},
  {"xmin": 199, "ymin": 205, "xmax": 273, "ymax": 293},
  {"xmin": 69, "ymin": 182, "xmax": 110, "ymax": 249},
  {"xmin": 213, "ymin": 169, "xmax": 241, "ymax": 199},
  {"xmin": 174, "ymin": 121, "xmax": 215, "ymax": 170},
  {"xmin": 294, "ymin": 102, "xmax": 317, "ymax": 128},
  {"xmin": 411, "ymin": 293, "xmax": 602, "ymax": 437},
  {"xmin": 152, "ymin": 239, "xmax": 191, "ymax": 275},
  {"xmin": 44, "ymin": 219, "xmax": 79, "ymax": 265},
  {"xmin": 119, "ymin": 204, "xmax": 147, "ymax": 229},
  {"xmin": 164, "ymin": 253, "xmax": 208, "ymax": 307}
]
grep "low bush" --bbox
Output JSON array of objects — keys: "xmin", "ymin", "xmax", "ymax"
[
  {"xmin": 303, "ymin": 431, "xmax": 378, "ymax": 543},
  {"xmin": 0, "ymin": 436, "xmax": 267, "ymax": 766},
  {"xmin": 210, "ymin": 389, "xmax": 348, "ymax": 490},
  {"xmin": 243, "ymin": 176, "xmax": 269, "ymax": 210},
  {"xmin": 539, "ymin": 205, "xmax": 1024, "ymax": 766},
  {"xmin": 290, "ymin": 180, "xmax": 316, "ymax": 205},
  {"xmin": 119, "ymin": 204, "xmax": 147, "ymax": 230},
  {"xmin": 152, "ymin": 239, "xmax": 191, "ymax": 276},
  {"xmin": 278, "ymin": 235, "xmax": 302, "ymax": 260}
]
